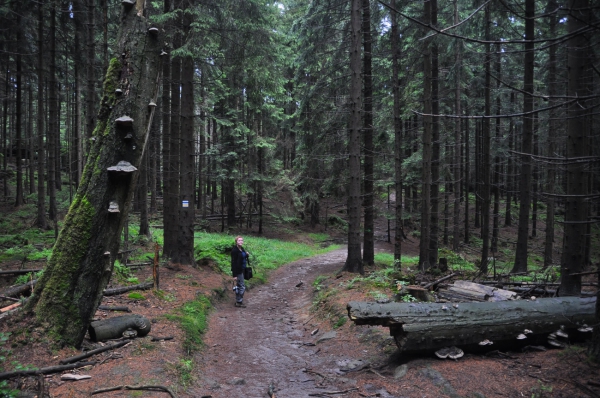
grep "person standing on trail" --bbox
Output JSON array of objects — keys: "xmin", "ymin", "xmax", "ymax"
[{"xmin": 231, "ymin": 236, "xmax": 250, "ymax": 308}]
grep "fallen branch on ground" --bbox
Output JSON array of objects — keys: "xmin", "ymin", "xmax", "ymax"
[
  {"xmin": 0, "ymin": 302, "xmax": 21, "ymax": 313},
  {"xmin": 151, "ymin": 336, "xmax": 174, "ymax": 341},
  {"xmin": 0, "ymin": 361, "xmax": 97, "ymax": 381},
  {"xmin": 98, "ymin": 305, "xmax": 131, "ymax": 312},
  {"xmin": 59, "ymin": 340, "xmax": 129, "ymax": 364},
  {"xmin": 103, "ymin": 281, "xmax": 153, "ymax": 296},
  {"xmin": 91, "ymin": 384, "xmax": 177, "ymax": 397},
  {"xmin": 422, "ymin": 273, "xmax": 457, "ymax": 290},
  {"xmin": 308, "ymin": 388, "xmax": 358, "ymax": 396}
]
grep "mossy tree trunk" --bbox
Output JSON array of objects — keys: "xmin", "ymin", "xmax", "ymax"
[{"xmin": 26, "ymin": 0, "xmax": 162, "ymax": 348}]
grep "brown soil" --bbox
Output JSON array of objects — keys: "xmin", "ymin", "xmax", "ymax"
[{"xmin": 2, "ymin": 234, "xmax": 599, "ymax": 398}]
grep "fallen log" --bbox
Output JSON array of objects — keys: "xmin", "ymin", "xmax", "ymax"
[
  {"xmin": 454, "ymin": 280, "xmax": 517, "ymax": 301},
  {"xmin": 0, "ymin": 280, "xmax": 36, "ymax": 300},
  {"xmin": 0, "ymin": 361, "xmax": 97, "ymax": 381},
  {"xmin": 102, "ymin": 281, "xmax": 153, "ymax": 297},
  {"xmin": 0, "ymin": 269, "xmax": 42, "ymax": 276},
  {"xmin": 88, "ymin": 314, "xmax": 151, "ymax": 342},
  {"xmin": 347, "ymin": 297, "xmax": 596, "ymax": 353}
]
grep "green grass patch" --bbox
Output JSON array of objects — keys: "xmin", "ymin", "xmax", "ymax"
[
  {"xmin": 165, "ymin": 295, "xmax": 211, "ymax": 354},
  {"xmin": 192, "ymin": 232, "xmax": 340, "ymax": 285},
  {"xmin": 127, "ymin": 292, "xmax": 146, "ymax": 300}
]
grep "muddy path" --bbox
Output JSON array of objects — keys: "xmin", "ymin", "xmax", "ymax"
[
  {"xmin": 189, "ymin": 247, "xmax": 600, "ymax": 398},
  {"xmin": 193, "ymin": 248, "xmax": 361, "ymax": 398}
]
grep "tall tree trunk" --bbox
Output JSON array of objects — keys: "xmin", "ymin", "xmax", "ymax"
[
  {"xmin": 27, "ymin": 0, "xmax": 162, "ymax": 348},
  {"xmin": 532, "ymin": 113, "xmax": 539, "ymax": 238},
  {"xmin": 463, "ymin": 106, "xmax": 470, "ymax": 244},
  {"xmin": 543, "ymin": 1, "xmax": 557, "ymax": 267},
  {"xmin": 474, "ymin": 120, "xmax": 481, "ymax": 229},
  {"xmin": 47, "ymin": 1, "xmax": 58, "ymax": 222},
  {"xmin": 559, "ymin": 0, "xmax": 590, "ymax": 297},
  {"xmin": 28, "ymin": 85, "xmax": 35, "ymax": 195},
  {"xmin": 452, "ymin": 0, "xmax": 461, "ymax": 252},
  {"xmin": 512, "ymin": 0, "xmax": 535, "ymax": 274},
  {"xmin": 362, "ymin": 0, "xmax": 374, "ymax": 266},
  {"xmin": 15, "ymin": 4, "xmax": 24, "ymax": 207},
  {"xmin": 173, "ymin": 48, "xmax": 195, "ymax": 265},
  {"xmin": 480, "ymin": 3, "xmax": 491, "ymax": 273},
  {"xmin": 343, "ymin": 0, "xmax": 363, "ymax": 274},
  {"xmin": 391, "ymin": 0, "xmax": 402, "ymax": 268},
  {"xmin": 35, "ymin": 0, "xmax": 47, "ymax": 229},
  {"xmin": 138, "ymin": 151, "xmax": 149, "ymax": 237},
  {"xmin": 428, "ymin": 0, "xmax": 439, "ymax": 269},
  {"xmin": 419, "ymin": 0, "xmax": 432, "ymax": 270},
  {"xmin": 85, "ymin": 0, "xmax": 96, "ymax": 144},
  {"xmin": 2, "ymin": 62, "xmax": 9, "ymax": 200},
  {"xmin": 505, "ymin": 93, "xmax": 515, "ymax": 227},
  {"xmin": 162, "ymin": 0, "xmax": 179, "ymax": 259},
  {"xmin": 149, "ymin": 99, "xmax": 158, "ymax": 214},
  {"xmin": 492, "ymin": 42, "xmax": 502, "ymax": 255}
]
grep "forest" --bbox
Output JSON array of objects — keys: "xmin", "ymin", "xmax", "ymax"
[{"xmin": 0, "ymin": 0, "xmax": 599, "ymax": 386}]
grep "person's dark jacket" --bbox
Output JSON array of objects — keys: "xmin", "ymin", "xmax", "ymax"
[{"xmin": 231, "ymin": 245, "xmax": 247, "ymax": 277}]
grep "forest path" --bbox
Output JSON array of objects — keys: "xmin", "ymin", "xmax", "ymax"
[{"xmin": 191, "ymin": 248, "xmax": 361, "ymax": 398}]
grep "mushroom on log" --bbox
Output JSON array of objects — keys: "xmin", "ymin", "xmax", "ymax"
[{"xmin": 347, "ymin": 297, "xmax": 596, "ymax": 354}]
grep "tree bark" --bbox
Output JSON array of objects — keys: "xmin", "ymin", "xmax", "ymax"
[
  {"xmin": 480, "ymin": 4, "xmax": 491, "ymax": 273},
  {"xmin": 512, "ymin": 0, "xmax": 535, "ymax": 274},
  {"xmin": 35, "ymin": 0, "xmax": 47, "ymax": 229},
  {"xmin": 348, "ymin": 297, "xmax": 596, "ymax": 353},
  {"xmin": 391, "ymin": 0, "xmax": 402, "ymax": 268},
  {"xmin": 164, "ymin": 1, "xmax": 181, "ymax": 258},
  {"xmin": 14, "ymin": 3, "xmax": 24, "ymax": 207},
  {"xmin": 362, "ymin": 0, "xmax": 374, "ymax": 267},
  {"xmin": 559, "ymin": 0, "xmax": 590, "ymax": 297},
  {"xmin": 452, "ymin": 0, "xmax": 461, "ymax": 252},
  {"xmin": 47, "ymin": 2, "xmax": 57, "ymax": 221},
  {"xmin": 419, "ymin": 0, "xmax": 432, "ymax": 270},
  {"xmin": 26, "ymin": 1, "xmax": 162, "ymax": 348},
  {"xmin": 173, "ymin": 32, "xmax": 195, "ymax": 265},
  {"xmin": 343, "ymin": 0, "xmax": 363, "ymax": 274},
  {"xmin": 428, "ymin": 0, "xmax": 440, "ymax": 269}
]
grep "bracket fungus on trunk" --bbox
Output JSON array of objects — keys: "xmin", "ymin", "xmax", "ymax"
[
  {"xmin": 115, "ymin": 116, "xmax": 134, "ymax": 127},
  {"xmin": 107, "ymin": 161, "xmax": 137, "ymax": 175},
  {"xmin": 108, "ymin": 201, "xmax": 120, "ymax": 213},
  {"xmin": 122, "ymin": 0, "xmax": 135, "ymax": 8},
  {"xmin": 148, "ymin": 27, "xmax": 159, "ymax": 36}
]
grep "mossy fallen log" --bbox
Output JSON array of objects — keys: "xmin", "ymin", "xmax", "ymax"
[{"xmin": 347, "ymin": 297, "xmax": 596, "ymax": 353}]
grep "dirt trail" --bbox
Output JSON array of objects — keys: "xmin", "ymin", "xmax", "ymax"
[{"xmin": 193, "ymin": 248, "xmax": 357, "ymax": 397}]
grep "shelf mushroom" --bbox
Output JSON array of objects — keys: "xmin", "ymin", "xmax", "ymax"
[
  {"xmin": 115, "ymin": 116, "xmax": 134, "ymax": 127},
  {"xmin": 108, "ymin": 201, "xmax": 120, "ymax": 213},
  {"xmin": 107, "ymin": 161, "xmax": 137, "ymax": 175}
]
